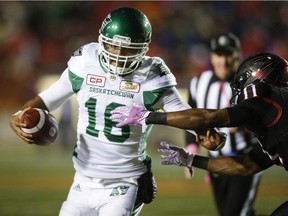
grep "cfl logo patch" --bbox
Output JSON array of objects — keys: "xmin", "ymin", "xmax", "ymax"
[
  {"xmin": 110, "ymin": 186, "xmax": 129, "ymax": 196},
  {"xmin": 87, "ymin": 74, "xmax": 106, "ymax": 87}
]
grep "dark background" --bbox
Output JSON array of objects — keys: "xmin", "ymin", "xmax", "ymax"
[{"xmin": 1, "ymin": 1, "xmax": 287, "ymax": 110}]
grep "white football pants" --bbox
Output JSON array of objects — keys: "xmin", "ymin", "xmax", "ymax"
[{"xmin": 59, "ymin": 172, "xmax": 139, "ymax": 216}]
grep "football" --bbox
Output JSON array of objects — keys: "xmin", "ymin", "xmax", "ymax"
[{"xmin": 20, "ymin": 108, "xmax": 59, "ymax": 145}]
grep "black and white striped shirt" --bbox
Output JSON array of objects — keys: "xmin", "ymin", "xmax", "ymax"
[{"xmin": 186, "ymin": 70, "xmax": 258, "ymax": 157}]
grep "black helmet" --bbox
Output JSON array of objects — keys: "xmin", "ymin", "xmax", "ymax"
[{"xmin": 231, "ymin": 52, "xmax": 288, "ymax": 93}]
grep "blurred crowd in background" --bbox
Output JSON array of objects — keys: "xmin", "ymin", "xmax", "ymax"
[{"xmin": 1, "ymin": 1, "xmax": 288, "ymax": 110}]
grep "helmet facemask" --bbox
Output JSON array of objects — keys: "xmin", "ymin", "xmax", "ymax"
[
  {"xmin": 230, "ymin": 69, "xmax": 255, "ymax": 106},
  {"xmin": 230, "ymin": 69, "xmax": 254, "ymax": 93},
  {"xmin": 99, "ymin": 34, "xmax": 149, "ymax": 76}
]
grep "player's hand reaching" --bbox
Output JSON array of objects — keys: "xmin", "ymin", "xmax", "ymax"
[
  {"xmin": 158, "ymin": 141, "xmax": 195, "ymax": 177},
  {"xmin": 196, "ymin": 130, "xmax": 227, "ymax": 151},
  {"xmin": 110, "ymin": 103, "xmax": 150, "ymax": 127}
]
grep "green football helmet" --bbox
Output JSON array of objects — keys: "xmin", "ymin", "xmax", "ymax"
[{"xmin": 99, "ymin": 7, "xmax": 152, "ymax": 75}]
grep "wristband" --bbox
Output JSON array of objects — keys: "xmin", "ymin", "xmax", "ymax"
[
  {"xmin": 146, "ymin": 112, "xmax": 167, "ymax": 125},
  {"xmin": 192, "ymin": 155, "xmax": 209, "ymax": 170}
]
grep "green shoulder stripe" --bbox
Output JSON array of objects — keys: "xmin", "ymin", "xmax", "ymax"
[
  {"xmin": 69, "ymin": 70, "xmax": 84, "ymax": 93},
  {"xmin": 143, "ymin": 86, "xmax": 172, "ymax": 110}
]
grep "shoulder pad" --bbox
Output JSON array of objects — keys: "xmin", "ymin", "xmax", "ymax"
[
  {"xmin": 151, "ymin": 57, "xmax": 171, "ymax": 76},
  {"xmin": 68, "ymin": 43, "xmax": 99, "ymax": 76},
  {"xmin": 146, "ymin": 57, "xmax": 176, "ymax": 90}
]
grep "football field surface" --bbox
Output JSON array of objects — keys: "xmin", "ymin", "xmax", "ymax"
[
  {"xmin": 0, "ymin": 139, "xmax": 287, "ymax": 216},
  {"xmin": 1, "ymin": 112, "xmax": 287, "ymax": 216}
]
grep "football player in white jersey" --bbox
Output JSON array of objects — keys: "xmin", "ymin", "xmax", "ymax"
[{"xmin": 10, "ymin": 7, "xmax": 224, "ymax": 216}]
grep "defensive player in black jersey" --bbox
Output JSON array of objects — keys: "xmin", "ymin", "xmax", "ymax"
[
  {"xmin": 185, "ymin": 33, "xmax": 260, "ymax": 216},
  {"xmin": 110, "ymin": 52, "xmax": 288, "ymax": 215}
]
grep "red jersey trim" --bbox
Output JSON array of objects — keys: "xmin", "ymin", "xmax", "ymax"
[{"xmin": 262, "ymin": 97, "xmax": 282, "ymax": 127}]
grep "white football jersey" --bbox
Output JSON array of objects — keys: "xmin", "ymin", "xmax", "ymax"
[{"xmin": 39, "ymin": 42, "xmax": 190, "ymax": 178}]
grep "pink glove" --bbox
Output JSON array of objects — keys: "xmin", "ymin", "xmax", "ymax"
[
  {"xmin": 158, "ymin": 141, "xmax": 195, "ymax": 177},
  {"xmin": 110, "ymin": 103, "xmax": 150, "ymax": 127}
]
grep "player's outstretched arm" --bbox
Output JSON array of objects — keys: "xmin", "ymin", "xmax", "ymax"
[
  {"xmin": 110, "ymin": 103, "xmax": 230, "ymax": 129},
  {"xmin": 158, "ymin": 141, "xmax": 263, "ymax": 176},
  {"xmin": 10, "ymin": 96, "xmax": 48, "ymax": 144},
  {"xmin": 146, "ymin": 108, "xmax": 231, "ymax": 130},
  {"xmin": 110, "ymin": 104, "xmax": 228, "ymax": 150}
]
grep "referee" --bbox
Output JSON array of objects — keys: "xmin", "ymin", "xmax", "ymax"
[{"xmin": 185, "ymin": 33, "xmax": 262, "ymax": 216}]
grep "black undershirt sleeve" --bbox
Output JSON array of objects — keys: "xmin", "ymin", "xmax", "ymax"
[
  {"xmin": 227, "ymin": 106, "xmax": 250, "ymax": 127},
  {"xmin": 228, "ymin": 97, "xmax": 278, "ymax": 127},
  {"xmin": 146, "ymin": 112, "xmax": 167, "ymax": 125}
]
